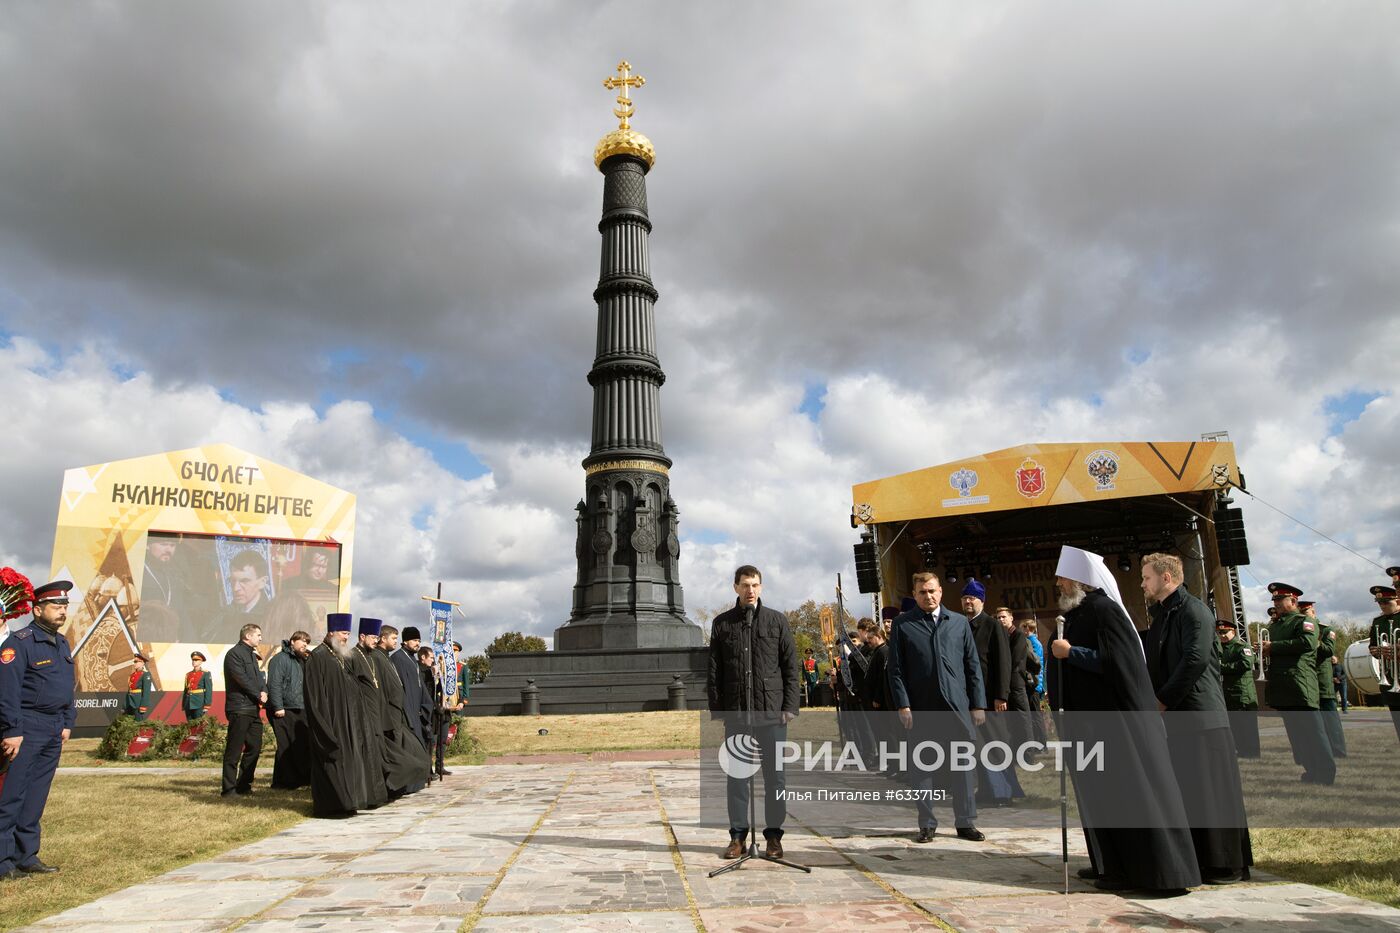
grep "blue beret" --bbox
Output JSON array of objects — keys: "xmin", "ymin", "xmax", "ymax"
[
  {"xmin": 961, "ymin": 580, "xmax": 987, "ymax": 600},
  {"xmin": 327, "ymin": 613, "xmax": 353, "ymax": 633},
  {"xmin": 358, "ymin": 617, "xmax": 383, "ymax": 636}
]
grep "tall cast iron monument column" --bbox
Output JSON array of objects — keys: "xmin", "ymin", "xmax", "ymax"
[{"xmin": 555, "ymin": 62, "xmax": 701, "ymax": 651}]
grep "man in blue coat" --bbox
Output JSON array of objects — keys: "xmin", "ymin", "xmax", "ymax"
[
  {"xmin": 0, "ymin": 581, "xmax": 76, "ymax": 879},
  {"xmin": 887, "ymin": 571, "xmax": 987, "ymax": 843}
]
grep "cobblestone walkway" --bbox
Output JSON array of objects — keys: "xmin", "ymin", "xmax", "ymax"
[{"xmin": 22, "ymin": 758, "xmax": 1400, "ymax": 932}]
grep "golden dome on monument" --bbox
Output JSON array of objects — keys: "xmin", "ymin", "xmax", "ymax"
[
  {"xmin": 594, "ymin": 127, "xmax": 655, "ymax": 169},
  {"xmin": 594, "ymin": 60, "xmax": 655, "ymax": 170}
]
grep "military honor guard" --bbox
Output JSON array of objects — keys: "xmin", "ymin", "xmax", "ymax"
[
  {"xmin": 0, "ymin": 581, "xmax": 76, "ymax": 879},
  {"xmin": 122, "ymin": 653, "xmax": 154, "ymax": 720},
  {"xmin": 1262, "ymin": 582, "xmax": 1335, "ymax": 785},
  {"xmin": 1301, "ymin": 601, "xmax": 1346, "ymax": 758},
  {"xmin": 1048, "ymin": 547, "xmax": 1199, "ymax": 894},
  {"xmin": 182, "ymin": 651, "xmax": 213, "ymax": 721},
  {"xmin": 1369, "ymin": 582, "xmax": 1400, "ymax": 744},
  {"xmin": 1142, "ymin": 553, "xmax": 1252, "ymax": 884},
  {"xmin": 1216, "ymin": 621, "xmax": 1260, "ymax": 758}
]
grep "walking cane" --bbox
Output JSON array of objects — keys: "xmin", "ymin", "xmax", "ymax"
[{"xmin": 1056, "ymin": 614, "xmax": 1068, "ymax": 895}]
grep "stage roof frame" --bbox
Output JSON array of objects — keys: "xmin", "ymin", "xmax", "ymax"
[{"xmin": 852, "ymin": 440, "xmax": 1239, "ymax": 527}]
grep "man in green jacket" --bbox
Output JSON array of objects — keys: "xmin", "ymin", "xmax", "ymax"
[
  {"xmin": 1216, "ymin": 621, "xmax": 1258, "ymax": 757},
  {"xmin": 1369, "ymin": 583, "xmax": 1400, "ymax": 744},
  {"xmin": 266, "ymin": 631, "xmax": 311, "ymax": 790},
  {"xmin": 1301, "ymin": 601, "xmax": 1346, "ymax": 758},
  {"xmin": 123, "ymin": 654, "xmax": 153, "ymax": 720},
  {"xmin": 1263, "ymin": 582, "xmax": 1334, "ymax": 785}
]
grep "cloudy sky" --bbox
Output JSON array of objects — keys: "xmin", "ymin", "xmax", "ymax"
[{"xmin": 1, "ymin": 2, "xmax": 1396, "ymax": 650}]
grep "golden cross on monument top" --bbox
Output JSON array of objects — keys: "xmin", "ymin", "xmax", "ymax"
[{"xmin": 603, "ymin": 60, "xmax": 646, "ymax": 130}]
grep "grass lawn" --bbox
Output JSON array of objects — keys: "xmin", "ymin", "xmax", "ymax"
[
  {"xmin": 0, "ymin": 772, "xmax": 309, "ymax": 932},
  {"xmin": 454, "ymin": 709, "xmax": 701, "ymax": 758}
]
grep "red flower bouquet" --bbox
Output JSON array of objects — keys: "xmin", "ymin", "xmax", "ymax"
[{"xmin": 0, "ymin": 567, "xmax": 35, "ymax": 621}]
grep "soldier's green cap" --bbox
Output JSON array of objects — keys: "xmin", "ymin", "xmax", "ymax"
[{"xmin": 1267, "ymin": 581, "xmax": 1303, "ymax": 599}]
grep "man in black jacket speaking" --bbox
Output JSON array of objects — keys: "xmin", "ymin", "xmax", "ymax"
[{"xmin": 707, "ymin": 565, "xmax": 800, "ymax": 860}]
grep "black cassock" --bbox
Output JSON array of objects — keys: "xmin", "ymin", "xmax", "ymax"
[
  {"xmin": 348, "ymin": 646, "xmax": 391, "ymax": 810},
  {"xmin": 303, "ymin": 642, "xmax": 366, "ymax": 817},
  {"xmin": 1047, "ymin": 589, "xmax": 1201, "ymax": 891},
  {"xmin": 1146, "ymin": 586, "xmax": 1253, "ymax": 875},
  {"xmin": 389, "ymin": 648, "xmax": 431, "ymax": 751},
  {"xmin": 372, "ymin": 648, "xmax": 432, "ymax": 794}
]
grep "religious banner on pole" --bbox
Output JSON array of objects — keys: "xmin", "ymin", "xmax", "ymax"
[{"xmin": 423, "ymin": 595, "xmax": 456, "ymax": 705}]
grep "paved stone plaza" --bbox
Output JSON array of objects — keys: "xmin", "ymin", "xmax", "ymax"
[{"xmin": 22, "ymin": 756, "xmax": 1400, "ymax": 932}]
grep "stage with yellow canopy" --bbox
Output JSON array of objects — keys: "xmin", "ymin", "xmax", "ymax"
[{"xmin": 851, "ymin": 439, "xmax": 1244, "ymax": 631}]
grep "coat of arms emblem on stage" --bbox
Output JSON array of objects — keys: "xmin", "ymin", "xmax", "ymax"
[
  {"xmin": 1085, "ymin": 449, "xmax": 1119, "ymax": 490},
  {"xmin": 1015, "ymin": 458, "xmax": 1046, "ymax": 499},
  {"xmin": 949, "ymin": 468, "xmax": 979, "ymax": 499}
]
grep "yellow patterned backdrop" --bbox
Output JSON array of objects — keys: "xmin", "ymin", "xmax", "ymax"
[{"xmin": 49, "ymin": 444, "xmax": 355, "ymax": 698}]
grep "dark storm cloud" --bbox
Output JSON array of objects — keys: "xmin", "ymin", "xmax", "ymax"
[{"xmin": 0, "ymin": 2, "xmax": 1397, "ymax": 450}]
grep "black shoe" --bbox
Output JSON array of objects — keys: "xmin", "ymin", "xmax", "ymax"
[
  {"xmin": 1077, "ymin": 867, "xmax": 1102, "ymax": 880},
  {"xmin": 993, "ymin": 798, "xmax": 1013, "ymax": 808},
  {"xmin": 436, "ymin": 768, "xmax": 452, "ymax": 776},
  {"xmin": 1300, "ymin": 772, "xmax": 1315, "ymax": 783},
  {"xmin": 1203, "ymin": 870, "xmax": 1247, "ymax": 885},
  {"xmin": 1094, "ymin": 877, "xmax": 1131, "ymax": 891},
  {"xmin": 915, "ymin": 827, "xmax": 936, "ymax": 843},
  {"xmin": 17, "ymin": 861, "xmax": 58, "ymax": 874},
  {"xmin": 220, "ymin": 789, "xmax": 237, "ymax": 797},
  {"xmin": 235, "ymin": 786, "xmax": 253, "ymax": 795},
  {"xmin": 1137, "ymin": 887, "xmax": 1190, "ymax": 898},
  {"xmin": 955, "ymin": 826, "xmax": 985, "ymax": 842},
  {"xmin": 0, "ymin": 869, "xmax": 25, "ymax": 882}
]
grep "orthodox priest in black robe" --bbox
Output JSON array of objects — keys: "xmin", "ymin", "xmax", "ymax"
[
  {"xmin": 348, "ymin": 619, "xmax": 391, "ymax": 811},
  {"xmin": 376, "ymin": 625, "xmax": 431, "ymax": 795},
  {"xmin": 303, "ymin": 614, "xmax": 364, "ymax": 817},
  {"xmin": 1143, "ymin": 554, "xmax": 1253, "ymax": 883},
  {"xmin": 1048, "ymin": 546, "xmax": 1200, "ymax": 894},
  {"xmin": 388, "ymin": 636, "xmax": 430, "ymax": 756}
]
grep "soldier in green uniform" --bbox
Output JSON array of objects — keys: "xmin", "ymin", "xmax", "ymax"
[
  {"xmin": 1369, "ymin": 583, "xmax": 1400, "ymax": 744},
  {"xmin": 1301, "ymin": 601, "xmax": 1346, "ymax": 757},
  {"xmin": 1262, "ymin": 582, "xmax": 1334, "ymax": 784},
  {"xmin": 123, "ymin": 654, "xmax": 154, "ymax": 721},
  {"xmin": 182, "ymin": 651, "xmax": 213, "ymax": 721},
  {"xmin": 1216, "ymin": 620, "xmax": 1259, "ymax": 757}
]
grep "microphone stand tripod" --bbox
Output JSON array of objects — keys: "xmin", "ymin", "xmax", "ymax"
[
  {"xmin": 710, "ymin": 604, "xmax": 811, "ymax": 877},
  {"xmin": 1055, "ymin": 614, "xmax": 1069, "ymax": 895}
]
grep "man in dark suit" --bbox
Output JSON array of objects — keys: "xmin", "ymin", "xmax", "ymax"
[
  {"xmin": 962, "ymin": 581, "xmax": 1021, "ymax": 805},
  {"xmin": 887, "ymin": 571, "xmax": 987, "ymax": 843},
  {"xmin": 707, "ymin": 564, "xmax": 800, "ymax": 860},
  {"xmin": 1143, "ymin": 552, "xmax": 1252, "ymax": 884},
  {"xmin": 221, "ymin": 623, "xmax": 267, "ymax": 797}
]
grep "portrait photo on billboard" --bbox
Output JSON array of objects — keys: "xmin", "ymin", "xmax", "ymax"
[{"xmin": 137, "ymin": 531, "xmax": 341, "ymax": 650}]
